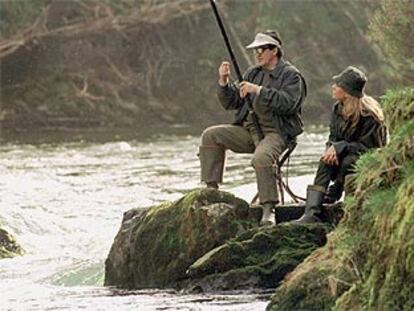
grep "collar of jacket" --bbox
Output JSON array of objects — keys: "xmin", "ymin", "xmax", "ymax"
[
  {"xmin": 333, "ymin": 101, "xmax": 343, "ymax": 114},
  {"xmin": 266, "ymin": 58, "xmax": 286, "ymax": 79}
]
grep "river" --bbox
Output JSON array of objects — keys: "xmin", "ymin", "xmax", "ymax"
[{"xmin": 0, "ymin": 128, "xmax": 326, "ymax": 311}]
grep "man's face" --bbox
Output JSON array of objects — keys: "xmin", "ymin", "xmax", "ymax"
[{"xmin": 253, "ymin": 45, "xmax": 277, "ymax": 68}]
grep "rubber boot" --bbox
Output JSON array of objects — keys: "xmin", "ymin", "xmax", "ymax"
[
  {"xmin": 291, "ymin": 185, "xmax": 325, "ymax": 224},
  {"xmin": 323, "ymin": 182, "xmax": 344, "ymax": 204},
  {"xmin": 260, "ymin": 202, "xmax": 276, "ymax": 226},
  {"xmin": 199, "ymin": 146, "xmax": 225, "ymax": 188}
]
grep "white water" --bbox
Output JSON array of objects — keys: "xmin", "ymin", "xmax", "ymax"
[{"xmin": 0, "ymin": 130, "xmax": 326, "ymax": 310}]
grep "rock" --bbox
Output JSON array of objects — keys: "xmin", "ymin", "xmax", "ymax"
[
  {"xmin": 104, "ymin": 208, "xmax": 147, "ymax": 288},
  {"xmin": 184, "ymin": 223, "xmax": 330, "ymax": 292},
  {"xmin": 266, "ymin": 245, "xmax": 355, "ymax": 311},
  {"xmin": 105, "ymin": 188, "xmax": 344, "ymax": 292},
  {"xmin": 104, "ymin": 189, "xmax": 254, "ymax": 288},
  {"xmin": 0, "ymin": 227, "xmax": 24, "ymax": 259}
]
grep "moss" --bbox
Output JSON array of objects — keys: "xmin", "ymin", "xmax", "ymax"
[
  {"xmin": 105, "ymin": 188, "xmax": 255, "ymax": 288},
  {"xmin": 186, "ymin": 223, "xmax": 330, "ymax": 291},
  {"xmin": 0, "ymin": 227, "xmax": 24, "ymax": 259}
]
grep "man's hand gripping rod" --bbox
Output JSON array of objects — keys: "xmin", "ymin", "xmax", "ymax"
[{"xmin": 209, "ymin": 0, "xmax": 264, "ymax": 140}]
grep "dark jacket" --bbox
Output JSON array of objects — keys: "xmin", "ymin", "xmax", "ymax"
[
  {"xmin": 217, "ymin": 58, "xmax": 307, "ymax": 142},
  {"xmin": 328, "ymin": 102, "xmax": 387, "ymax": 157}
]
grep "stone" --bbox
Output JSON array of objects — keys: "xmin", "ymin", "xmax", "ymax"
[{"xmin": 0, "ymin": 227, "xmax": 24, "ymax": 259}]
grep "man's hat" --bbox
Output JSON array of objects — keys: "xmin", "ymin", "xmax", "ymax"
[
  {"xmin": 333, "ymin": 66, "xmax": 367, "ymax": 98},
  {"xmin": 246, "ymin": 33, "xmax": 281, "ymax": 49}
]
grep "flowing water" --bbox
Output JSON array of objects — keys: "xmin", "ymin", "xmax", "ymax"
[{"xmin": 0, "ymin": 128, "xmax": 326, "ymax": 311}]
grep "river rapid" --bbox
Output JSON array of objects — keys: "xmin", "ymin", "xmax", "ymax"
[{"xmin": 0, "ymin": 128, "xmax": 326, "ymax": 311}]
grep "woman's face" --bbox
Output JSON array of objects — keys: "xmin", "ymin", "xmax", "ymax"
[{"xmin": 332, "ymin": 83, "xmax": 347, "ymax": 101}]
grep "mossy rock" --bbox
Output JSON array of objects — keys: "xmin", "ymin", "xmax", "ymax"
[
  {"xmin": 266, "ymin": 242, "xmax": 356, "ymax": 311},
  {"xmin": 185, "ymin": 223, "xmax": 330, "ymax": 292},
  {"xmin": 104, "ymin": 208, "xmax": 147, "ymax": 288},
  {"xmin": 105, "ymin": 189, "xmax": 254, "ymax": 288},
  {"xmin": 0, "ymin": 227, "xmax": 24, "ymax": 259}
]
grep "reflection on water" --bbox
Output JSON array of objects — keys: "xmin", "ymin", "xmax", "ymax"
[{"xmin": 0, "ymin": 129, "xmax": 327, "ymax": 310}]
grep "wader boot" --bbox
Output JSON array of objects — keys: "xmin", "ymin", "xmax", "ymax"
[
  {"xmin": 199, "ymin": 145, "xmax": 225, "ymax": 189},
  {"xmin": 291, "ymin": 185, "xmax": 325, "ymax": 224},
  {"xmin": 255, "ymin": 167, "xmax": 278, "ymax": 226},
  {"xmin": 260, "ymin": 202, "xmax": 276, "ymax": 226},
  {"xmin": 323, "ymin": 182, "xmax": 344, "ymax": 204}
]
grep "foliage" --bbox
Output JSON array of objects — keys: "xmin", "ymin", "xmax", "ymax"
[
  {"xmin": 0, "ymin": 0, "xmax": 49, "ymax": 39},
  {"xmin": 369, "ymin": 0, "xmax": 414, "ymax": 83},
  {"xmin": 0, "ymin": 0, "xmax": 395, "ymax": 130}
]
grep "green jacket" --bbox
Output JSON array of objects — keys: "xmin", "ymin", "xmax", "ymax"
[
  {"xmin": 217, "ymin": 58, "xmax": 307, "ymax": 142},
  {"xmin": 328, "ymin": 102, "xmax": 387, "ymax": 157}
]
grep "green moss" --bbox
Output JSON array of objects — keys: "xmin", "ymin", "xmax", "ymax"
[
  {"xmin": 110, "ymin": 189, "xmax": 255, "ymax": 288},
  {"xmin": 187, "ymin": 223, "xmax": 330, "ymax": 291},
  {"xmin": 0, "ymin": 228, "xmax": 24, "ymax": 259}
]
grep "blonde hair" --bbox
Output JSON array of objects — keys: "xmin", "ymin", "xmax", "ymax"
[{"xmin": 341, "ymin": 94, "xmax": 384, "ymax": 127}]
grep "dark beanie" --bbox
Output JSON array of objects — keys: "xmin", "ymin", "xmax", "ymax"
[{"xmin": 333, "ymin": 66, "xmax": 367, "ymax": 98}]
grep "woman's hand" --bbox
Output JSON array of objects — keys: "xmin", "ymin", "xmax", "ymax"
[
  {"xmin": 322, "ymin": 146, "xmax": 339, "ymax": 165},
  {"xmin": 239, "ymin": 81, "xmax": 261, "ymax": 98}
]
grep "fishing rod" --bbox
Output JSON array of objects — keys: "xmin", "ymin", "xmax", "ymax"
[{"xmin": 209, "ymin": 0, "xmax": 264, "ymax": 140}]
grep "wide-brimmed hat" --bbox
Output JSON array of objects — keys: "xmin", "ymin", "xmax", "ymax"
[
  {"xmin": 246, "ymin": 33, "xmax": 281, "ymax": 49},
  {"xmin": 333, "ymin": 66, "xmax": 367, "ymax": 98}
]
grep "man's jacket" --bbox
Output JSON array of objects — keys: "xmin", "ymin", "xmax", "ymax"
[{"xmin": 217, "ymin": 58, "xmax": 307, "ymax": 142}]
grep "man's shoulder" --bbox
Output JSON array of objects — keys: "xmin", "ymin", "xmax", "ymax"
[
  {"xmin": 244, "ymin": 65, "xmax": 261, "ymax": 76},
  {"xmin": 283, "ymin": 61, "xmax": 302, "ymax": 76}
]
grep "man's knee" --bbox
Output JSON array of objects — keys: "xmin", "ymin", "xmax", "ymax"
[
  {"xmin": 251, "ymin": 151, "xmax": 273, "ymax": 168},
  {"xmin": 201, "ymin": 125, "xmax": 222, "ymax": 145}
]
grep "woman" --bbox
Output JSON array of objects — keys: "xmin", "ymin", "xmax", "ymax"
[{"xmin": 293, "ymin": 66, "xmax": 387, "ymax": 224}]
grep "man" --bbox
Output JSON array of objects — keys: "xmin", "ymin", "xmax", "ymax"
[{"xmin": 199, "ymin": 31, "xmax": 307, "ymax": 226}]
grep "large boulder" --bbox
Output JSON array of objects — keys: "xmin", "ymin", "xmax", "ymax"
[
  {"xmin": 0, "ymin": 227, "xmax": 24, "ymax": 259},
  {"xmin": 105, "ymin": 188, "xmax": 344, "ymax": 291},
  {"xmin": 105, "ymin": 189, "xmax": 254, "ymax": 288},
  {"xmin": 185, "ymin": 223, "xmax": 330, "ymax": 292}
]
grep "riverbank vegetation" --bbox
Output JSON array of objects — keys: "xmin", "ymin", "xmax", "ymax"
[
  {"xmin": 267, "ymin": 0, "xmax": 414, "ymax": 308},
  {"xmin": 267, "ymin": 87, "xmax": 414, "ymax": 310},
  {"xmin": 0, "ymin": 0, "xmax": 402, "ymax": 131}
]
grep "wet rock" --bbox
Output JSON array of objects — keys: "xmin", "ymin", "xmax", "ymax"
[
  {"xmin": 266, "ymin": 245, "xmax": 355, "ymax": 311},
  {"xmin": 105, "ymin": 189, "xmax": 254, "ymax": 288},
  {"xmin": 105, "ymin": 188, "xmax": 344, "ymax": 291},
  {"xmin": 104, "ymin": 208, "xmax": 148, "ymax": 288},
  {"xmin": 0, "ymin": 227, "xmax": 24, "ymax": 259},
  {"xmin": 184, "ymin": 223, "xmax": 330, "ymax": 292}
]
